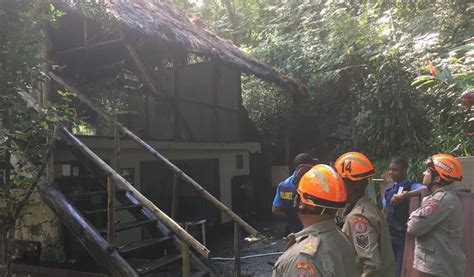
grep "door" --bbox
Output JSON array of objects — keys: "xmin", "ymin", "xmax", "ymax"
[{"xmin": 140, "ymin": 159, "xmax": 221, "ymax": 225}]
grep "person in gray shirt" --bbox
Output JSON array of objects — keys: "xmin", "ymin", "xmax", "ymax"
[{"xmin": 407, "ymin": 154, "xmax": 466, "ymax": 277}]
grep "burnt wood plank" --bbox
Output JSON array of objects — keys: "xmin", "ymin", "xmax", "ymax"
[
  {"xmin": 83, "ymin": 204, "xmax": 143, "ymax": 215},
  {"xmin": 131, "ymin": 254, "xmax": 182, "ymax": 275},
  {"xmin": 66, "ymin": 189, "xmax": 126, "ymax": 198},
  {"xmin": 116, "ymin": 237, "xmax": 173, "ymax": 255},
  {"xmin": 99, "ymin": 219, "xmax": 157, "ymax": 234},
  {"xmin": 191, "ymin": 271, "xmax": 210, "ymax": 277}
]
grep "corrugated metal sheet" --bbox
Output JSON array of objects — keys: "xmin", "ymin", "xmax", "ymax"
[{"xmin": 402, "ymin": 191, "xmax": 474, "ymax": 277}]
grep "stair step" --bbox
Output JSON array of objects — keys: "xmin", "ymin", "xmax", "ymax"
[
  {"xmin": 116, "ymin": 236, "xmax": 173, "ymax": 255},
  {"xmin": 66, "ymin": 189, "xmax": 126, "ymax": 198},
  {"xmin": 83, "ymin": 204, "xmax": 143, "ymax": 215},
  {"xmin": 99, "ymin": 219, "xmax": 157, "ymax": 234},
  {"xmin": 191, "ymin": 271, "xmax": 210, "ymax": 277},
  {"xmin": 55, "ymin": 175, "xmax": 94, "ymax": 182},
  {"xmin": 132, "ymin": 254, "xmax": 182, "ymax": 275}
]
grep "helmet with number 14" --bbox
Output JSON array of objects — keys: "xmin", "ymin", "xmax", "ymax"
[{"xmin": 334, "ymin": 152, "xmax": 375, "ymax": 181}]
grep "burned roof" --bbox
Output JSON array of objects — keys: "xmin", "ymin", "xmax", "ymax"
[{"xmin": 56, "ymin": 0, "xmax": 305, "ymax": 95}]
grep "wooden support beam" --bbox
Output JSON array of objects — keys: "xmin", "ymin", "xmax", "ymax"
[
  {"xmin": 125, "ymin": 43, "xmax": 161, "ymax": 97},
  {"xmin": 113, "ymin": 126, "xmax": 120, "ymax": 170},
  {"xmin": 212, "ymin": 61, "xmax": 220, "ymax": 141},
  {"xmin": 107, "ymin": 176, "xmax": 115, "ymax": 244},
  {"xmin": 173, "ymin": 58, "xmax": 181, "ymax": 140},
  {"xmin": 41, "ymin": 37, "xmax": 54, "ymax": 185},
  {"xmin": 126, "ymin": 43, "xmax": 195, "ymax": 141},
  {"xmin": 234, "ymin": 222, "xmax": 241, "ymax": 277},
  {"xmin": 55, "ymin": 38, "xmax": 124, "ymax": 56},
  {"xmin": 182, "ymin": 243, "xmax": 191, "ymax": 277},
  {"xmin": 48, "ymin": 72, "xmax": 259, "ymax": 238},
  {"xmin": 3, "ymin": 108, "xmax": 13, "ymax": 276},
  {"xmin": 171, "ymin": 174, "xmax": 179, "ymax": 220}
]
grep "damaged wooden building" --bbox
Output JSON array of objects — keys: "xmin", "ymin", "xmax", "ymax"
[{"xmin": 4, "ymin": 0, "xmax": 304, "ymax": 276}]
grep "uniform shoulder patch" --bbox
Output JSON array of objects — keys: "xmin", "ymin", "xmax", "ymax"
[
  {"xmin": 350, "ymin": 216, "xmax": 369, "ymax": 234},
  {"xmin": 299, "ymin": 235, "xmax": 321, "ymax": 257},
  {"xmin": 420, "ymin": 200, "xmax": 439, "ymax": 217},
  {"xmin": 351, "ymin": 216, "xmax": 370, "ymax": 249},
  {"xmin": 355, "ymin": 233, "xmax": 369, "ymax": 249},
  {"xmin": 295, "ymin": 262, "xmax": 315, "ymax": 276}
]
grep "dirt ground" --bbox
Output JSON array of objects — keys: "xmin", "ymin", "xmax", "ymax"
[{"xmin": 206, "ymin": 217, "xmax": 288, "ymax": 276}]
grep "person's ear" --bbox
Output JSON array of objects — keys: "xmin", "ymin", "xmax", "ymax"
[{"xmin": 433, "ymin": 175, "xmax": 441, "ymax": 183}]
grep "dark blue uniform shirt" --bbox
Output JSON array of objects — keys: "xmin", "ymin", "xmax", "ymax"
[
  {"xmin": 383, "ymin": 177, "xmax": 424, "ymax": 233},
  {"xmin": 272, "ymin": 174, "xmax": 303, "ymax": 233}
]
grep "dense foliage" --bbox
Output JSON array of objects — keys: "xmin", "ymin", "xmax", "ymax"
[
  {"xmin": 177, "ymin": 0, "xmax": 473, "ymax": 174},
  {"xmin": 0, "ymin": 0, "xmax": 472, "ymax": 180}
]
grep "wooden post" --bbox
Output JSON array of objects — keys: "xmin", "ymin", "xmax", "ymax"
[
  {"xmin": 171, "ymin": 174, "xmax": 179, "ymax": 220},
  {"xmin": 107, "ymin": 176, "xmax": 115, "ymax": 244},
  {"xmin": 3, "ymin": 108, "xmax": 13, "ymax": 277},
  {"xmin": 113, "ymin": 126, "xmax": 120, "ymax": 170},
  {"xmin": 201, "ymin": 222, "xmax": 206, "ymax": 247},
  {"xmin": 234, "ymin": 222, "xmax": 241, "ymax": 277},
  {"xmin": 173, "ymin": 58, "xmax": 181, "ymax": 140},
  {"xmin": 110, "ymin": 119, "xmax": 119, "ymax": 244},
  {"xmin": 212, "ymin": 61, "xmax": 219, "ymax": 141},
  {"xmin": 41, "ymin": 34, "xmax": 54, "ymax": 186},
  {"xmin": 181, "ymin": 243, "xmax": 191, "ymax": 277}
]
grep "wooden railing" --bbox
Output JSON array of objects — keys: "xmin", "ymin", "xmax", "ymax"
[
  {"xmin": 59, "ymin": 126, "xmax": 211, "ymax": 258},
  {"xmin": 20, "ymin": 70, "xmax": 260, "ymax": 275},
  {"xmin": 18, "ymin": 91, "xmax": 209, "ymax": 275}
]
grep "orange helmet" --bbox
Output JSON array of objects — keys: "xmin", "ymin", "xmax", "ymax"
[
  {"xmin": 425, "ymin": 154, "xmax": 462, "ymax": 182},
  {"xmin": 297, "ymin": 164, "xmax": 347, "ymax": 209},
  {"xmin": 334, "ymin": 152, "xmax": 375, "ymax": 181}
]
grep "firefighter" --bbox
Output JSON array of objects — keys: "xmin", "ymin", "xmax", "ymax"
[
  {"xmin": 407, "ymin": 154, "xmax": 466, "ymax": 277},
  {"xmin": 335, "ymin": 152, "xmax": 395, "ymax": 277},
  {"xmin": 272, "ymin": 164, "xmax": 360, "ymax": 277}
]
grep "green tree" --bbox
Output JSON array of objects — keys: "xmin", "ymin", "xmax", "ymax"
[{"xmin": 177, "ymin": 0, "xmax": 473, "ymax": 166}]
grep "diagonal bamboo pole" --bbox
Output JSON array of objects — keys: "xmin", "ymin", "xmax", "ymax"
[
  {"xmin": 17, "ymin": 89, "xmax": 211, "ymax": 258},
  {"xmin": 48, "ymin": 72, "xmax": 259, "ymax": 237},
  {"xmin": 58, "ymin": 126, "xmax": 210, "ymax": 259}
]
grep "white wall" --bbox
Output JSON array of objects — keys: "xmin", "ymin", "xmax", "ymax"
[{"xmin": 54, "ymin": 138, "xmax": 260, "ymax": 224}]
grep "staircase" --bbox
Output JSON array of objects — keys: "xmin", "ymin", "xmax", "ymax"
[
  {"xmin": 17, "ymin": 89, "xmax": 258, "ymax": 277},
  {"xmin": 52, "ymin": 148, "xmax": 209, "ymax": 277}
]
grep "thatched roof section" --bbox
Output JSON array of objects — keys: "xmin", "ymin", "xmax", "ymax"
[{"xmin": 57, "ymin": 0, "xmax": 305, "ymax": 95}]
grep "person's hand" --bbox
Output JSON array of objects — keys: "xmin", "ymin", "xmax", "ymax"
[{"xmin": 390, "ymin": 192, "xmax": 405, "ymax": 204}]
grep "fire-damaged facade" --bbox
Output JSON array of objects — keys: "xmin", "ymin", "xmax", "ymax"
[{"xmin": 3, "ymin": 0, "xmax": 305, "ymax": 276}]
